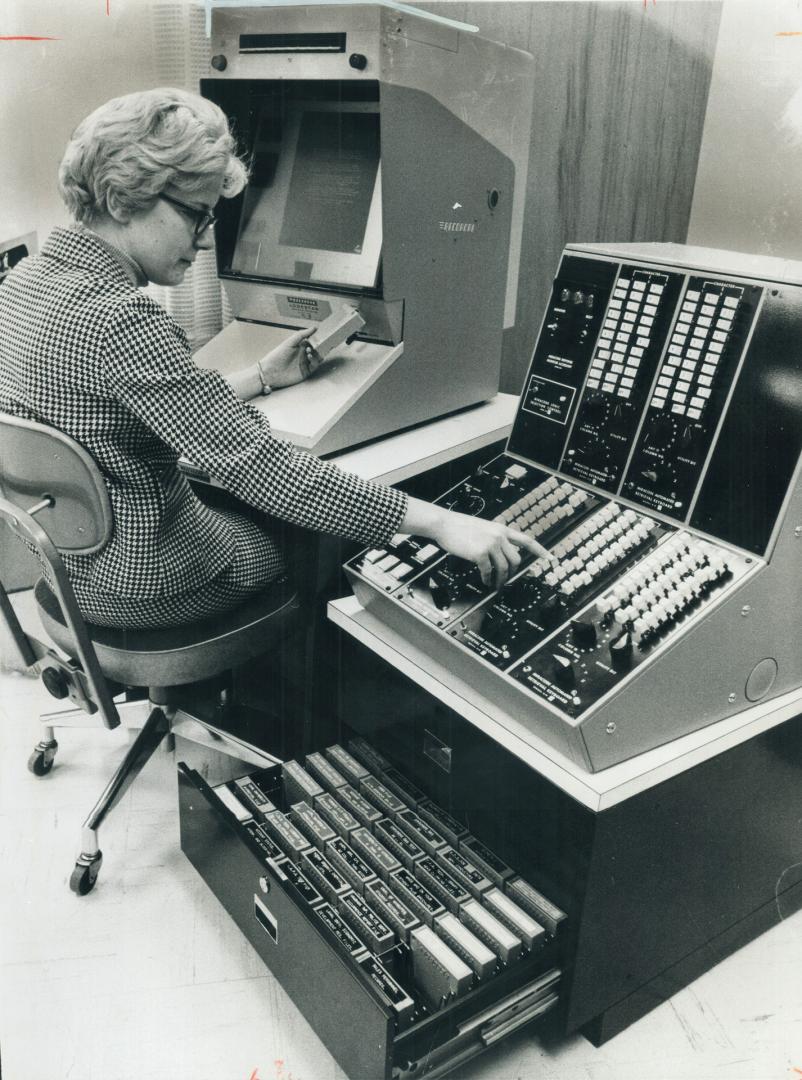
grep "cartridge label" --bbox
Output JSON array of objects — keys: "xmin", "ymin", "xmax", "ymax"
[
  {"xmin": 306, "ymin": 752, "xmax": 348, "ymax": 791},
  {"xmin": 314, "ymin": 792, "xmax": 360, "ymax": 838},
  {"xmin": 416, "ymin": 855, "xmax": 470, "ymax": 912},
  {"xmin": 291, "ymin": 801, "xmax": 336, "ymax": 850},
  {"xmin": 244, "ymin": 822, "xmax": 284, "ymax": 864},
  {"xmin": 350, "ymin": 827, "xmax": 400, "ymax": 880},
  {"xmin": 438, "ymin": 847, "xmax": 492, "ymax": 896},
  {"xmin": 233, "ymin": 777, "xmax": 276, "ymax": 817},
  {"xmin": 326, "ymin": 836, "xmax": 376, "ymax": 894},
  {"xmin": 337, "ymin": 784, "xmax": 382, "ymax": 828},
  {"xmin": 359, "ymin": 775, "xmax": 406, "ymax": 817},
  {"xmin": 325, "ymin": 744, "xmax": 370, "ymax": 785},
  {"xmin": 356, "ymin": 954, "xmax": 415, "ymax": 1021},
  {"xmin": 282, "ymin": 860, "xmax": 323, "ymax": 907},
  {"xmin": 365, "ymin": 880, "xmax": 421, "ymax": 942},
  {"xmin": 263, "ymin": 811, "xmax": 310, "ymax": 860},
  {"xmin": 507, "ymin": 877, "xmax": 566, "ymax": 933},
  {"xmin": 301, "ymin": 848, "xmax": 350, "ymax": 901},
  {"xmin": 397, "ymin": 809, "xmax": 447, "ymax": 854},
  {"xmin": 392, "ymin": 867, "xmax": 445, "ymax": 926},
  {"xmin": 315, "ymin": 903, "xmax": 367, "ymax": 958},
  {"xmin": 339, "ymin": 891, "xmax": 395, "ymax": 954},
  {"xmin": 460, "ymin": 836, "xmax": 514, "ymax": 885},
  {"xmin": 374, "ymin": 818, "xmax": 425, "ymax": 869},
  {"xmin": 282, "ymin": 760, "xmax": 324, "ymax": 804}
]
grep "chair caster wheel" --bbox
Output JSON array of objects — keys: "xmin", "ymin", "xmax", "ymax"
[
  {"xmin": 70, "ymin": 851, "xmax": 103, "ymax": 896},
  {"xmin": 28, "ymin": 740, "xmax": 58, "ymax": 776}
]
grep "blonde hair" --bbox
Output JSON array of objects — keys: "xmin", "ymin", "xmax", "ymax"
[{"xmin": 58, "ymin": 87, "xmax": 248, "ymax": 223}]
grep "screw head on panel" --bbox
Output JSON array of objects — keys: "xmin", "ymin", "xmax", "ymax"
[{"xmin": 606, "ymin": 722, "xmax": 617, "ymax": 735}]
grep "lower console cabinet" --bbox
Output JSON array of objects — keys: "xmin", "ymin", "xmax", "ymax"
[{"xmin": 178, "ymin": 697, "xmax": 802, "ymax": 1077}]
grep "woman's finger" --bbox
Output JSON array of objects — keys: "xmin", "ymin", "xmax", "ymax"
[
  {"xmin": 286, "ymin": 326, "xmax": 315, "ymax": 345},
  {"xmin": 500, "ymin": 537, "xmax": 522, "ymax": 571},
  {"xmin": 507, "ymin": 528, "xmax": 554, "ymax": 562},
  {"xmin": 488, "ymin": 545, "xmax": 511, "ymax": 589},
  {"xmin": 477, "ymin": 554, "xmax": 493, "ymax": 586}
]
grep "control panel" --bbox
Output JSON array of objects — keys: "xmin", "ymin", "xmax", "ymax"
[
  {"xmin": 350, "ymin": 454, "xmax": 753, "ymax": 725},
  {"xmin": 347, "ymin": 244, "xmax": 802, "ymax": 770}
]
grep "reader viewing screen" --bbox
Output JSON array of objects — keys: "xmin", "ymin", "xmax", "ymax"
[
  {"xmin": 280, "ymin": 111, "xmax": 379, "ymax": 254},
  {"xmin": 230, "ymin": 94, "xmax": 382, "ymax": 290}
]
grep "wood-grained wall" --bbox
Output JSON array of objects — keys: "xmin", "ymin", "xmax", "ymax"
[{"xmin": 419, "ymin": 1, "xmax": 723, "ymax": 394}]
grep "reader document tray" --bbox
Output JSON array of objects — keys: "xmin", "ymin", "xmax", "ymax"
[{"xmin": 194, "ymin": 318, "xmax": 402, "ymax": 452}]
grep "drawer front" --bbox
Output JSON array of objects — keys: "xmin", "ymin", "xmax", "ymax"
[
  {"xmin": 179, "ymin": 758, "xmax": 562, "ymax": 1079},
  {"xmin": 179, "ymin": 766, "xmax": 394, "ymax": 1079}
]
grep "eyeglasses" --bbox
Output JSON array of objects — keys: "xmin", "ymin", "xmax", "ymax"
[{"xmin": 159, "ymin": 192, "xmax": 217, "ymax": 236}]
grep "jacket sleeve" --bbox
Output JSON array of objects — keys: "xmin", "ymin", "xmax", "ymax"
[{"xmin": 102, "ymin": 295, "xmax": 408, "ymax": 546}]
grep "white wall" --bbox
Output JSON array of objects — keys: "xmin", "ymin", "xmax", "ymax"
[
  {"xmin": 688, "ymin": 0, "xmax": 802, "ymax": 258},
  {"xmin": 1, "ymin": 0, "xmax": 158, "ymax": 249}
]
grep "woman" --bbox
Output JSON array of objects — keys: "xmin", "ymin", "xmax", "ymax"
[{"xmin": 0, "ymin": 88, "xmax": 548, "ymax": 629}]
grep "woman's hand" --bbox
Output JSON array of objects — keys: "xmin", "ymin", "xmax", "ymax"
[
  {"xmin": 257, "ymin": 327, "xmax": 323, "ymax": 391},
  {"xmin": 400, "ymin": 498, "xmax": 556, "ymax": 589}
]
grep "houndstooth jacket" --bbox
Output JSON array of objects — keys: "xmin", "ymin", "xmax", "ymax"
[{"xmin": 0, "ymin": 227, "xmax": 407, "ymax": 601}]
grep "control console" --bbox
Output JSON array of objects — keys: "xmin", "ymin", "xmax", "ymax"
[{"xmin": 346, "ymin": 244, "xmax": 802, "ymax": 770}]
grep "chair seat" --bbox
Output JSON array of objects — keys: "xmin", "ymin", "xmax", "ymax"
[{"xmin": 35, "ymin": 578, "xmax": 301, "ymax": 687}]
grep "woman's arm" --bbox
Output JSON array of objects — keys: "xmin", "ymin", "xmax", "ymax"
[
  {"xmin": 401, "ymin": 497, "xmax": 554, "ymax": 588},
  {"xmin": 104, "ymin": 298, "xmax": 554, "ymax": 586}
]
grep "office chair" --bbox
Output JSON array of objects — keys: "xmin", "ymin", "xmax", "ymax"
[{"xmin": 0, "ymin": 412, "xmax": 301, "ymax": 895}]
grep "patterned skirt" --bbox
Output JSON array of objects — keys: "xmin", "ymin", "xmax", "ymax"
[{"xmin": 72, "ymin": 510, "xmax": 286, "ymax": 629}]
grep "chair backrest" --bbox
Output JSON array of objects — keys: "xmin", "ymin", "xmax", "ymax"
[
  {"xmin": 0, "ymin": 412, "xmax": 121, "ymax": 724},
  {"xmin": 0, "ymin": 412, "xmax": 112, "ymax": 555}
]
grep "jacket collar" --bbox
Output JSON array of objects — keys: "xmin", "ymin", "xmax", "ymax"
[{"xmin": 42, "ymin": 226, "xmax": 147, "ymax": 288}]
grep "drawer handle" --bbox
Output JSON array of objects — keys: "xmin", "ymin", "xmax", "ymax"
[
  {"xmin": 423, "ymin": 729, "xmax": 452, "ymax": 774},
  {"xmin": 254, "ymin": 894, "xmax": 278, "ymax": 944}
]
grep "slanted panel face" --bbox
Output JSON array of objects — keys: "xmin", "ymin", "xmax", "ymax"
[{"xmin": 0, "ymin": 419, "xmax": 110, "ymax": 553}]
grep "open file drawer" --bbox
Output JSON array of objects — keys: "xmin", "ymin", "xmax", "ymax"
[{"xmin": 178, "ymin": 750, "xmax": 562, "ymax": 1080}]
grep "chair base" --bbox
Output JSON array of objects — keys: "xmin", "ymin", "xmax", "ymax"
[{"xmin": 33, "ymin": 695, "xmax": 281, "ymax": 895}]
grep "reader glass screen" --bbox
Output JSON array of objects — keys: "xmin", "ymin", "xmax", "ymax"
[
  {"xmin": 230, "ymin": 94, "xmax": 382, "ymax": 290},
  {"xmin": 279, "ymin": 110, "xmax": 380, "ymax": 254}
]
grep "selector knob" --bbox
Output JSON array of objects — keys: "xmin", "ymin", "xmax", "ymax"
[
  {"xmin": 583, "ymin": 394, "xmax": 607, "ymax": 423},
  {"xmin": 610, "ymin": 631, "xmax": 634, "ymax": 672},
  {"xmin": 646, "ymin": 415, "xmax": 675, "ymax": 450},
  {"xmin": 552, "ymin": 655, "xmax": 576, "ymax": 690},
  {"xmin": 571, "ymin": 619, "xmax": 598, "ymax": 649},
  {"xmin": 539, "ymin": 594, "xmax": 564, "ymax": 628},
  {"xmin": 429, "ymin": 578, "xmax": 452, "ymax": 610}
]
